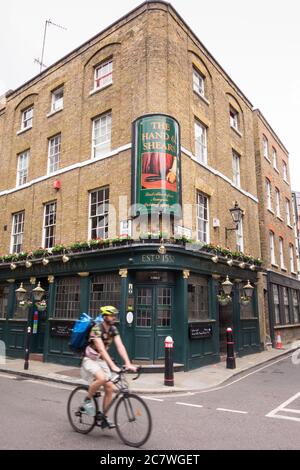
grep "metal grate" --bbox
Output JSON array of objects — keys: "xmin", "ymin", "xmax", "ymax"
[
  {"xmin": 54, "ymin": 277, "xmax": 80, "ymax": 319},
  {"xmin": 89, "ymin": 273, "xmax": 121, "ymax": 317}
]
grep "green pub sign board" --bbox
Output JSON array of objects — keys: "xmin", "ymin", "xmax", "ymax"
[{"xmin": 132, "ymin": 114, "xmax": 181, "ymax": 215}]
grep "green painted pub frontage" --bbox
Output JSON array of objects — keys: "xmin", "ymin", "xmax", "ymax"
[{"xmin": 0, "ymin": 243, "xmax": 262, "ymax": 370}]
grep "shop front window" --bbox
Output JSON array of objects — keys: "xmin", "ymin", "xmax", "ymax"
[
  {"xmin": 283, "ymin": 287, "xmax": 290, "ymax": 324},
  {"xmin": 0, "ymin": 285, "xmax": 9, "ymax": 319},
  {"xmin": 292, "ymin": 290, "xmax": 300, "ymax": 324},
  {"xmin": 188, "ymin": 274, "xmax": 209, "ymax": 321},
  {"xmin": 89, "ymin": 273, "xmax": 121, "ymax": 317},
  {"xmin": 272, "ymin": 284, "xmax": 280, "ymax": 325},
  {"xmin": 54, "ymin": 277, "xmax": 80, "ymax": 320}
]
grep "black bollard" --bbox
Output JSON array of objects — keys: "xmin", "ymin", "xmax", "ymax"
[
  {"xmin": 164, "ymin": 336, "xmax": 174, "ymax": 386},
  {"xmin": 226, "ymin": 327, "xmax": 236, "ymax": 369},
  {"xmin": 24, "ymin": 326, "xmax": 31, "ymax": 370}
]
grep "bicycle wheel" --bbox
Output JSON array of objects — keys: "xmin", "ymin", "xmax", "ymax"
[
  {"xmin": 114, "ymin": 393, "xmax": 152, "ymax": 447},
  {"xmin": 67, "ymin": 385, "xmax": 98, "ymax": 434}
]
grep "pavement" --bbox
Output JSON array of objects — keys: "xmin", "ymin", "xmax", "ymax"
[{"xmin": 1, "ymin": 343, "xmax": 300, "ymax": 393}]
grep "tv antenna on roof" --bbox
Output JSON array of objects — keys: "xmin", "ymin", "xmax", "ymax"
[{"xmin": 34, "ymin": 19, "xmax": 67, "ymax": 73}]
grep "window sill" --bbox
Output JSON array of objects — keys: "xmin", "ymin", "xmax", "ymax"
[
  {"xmin": 267, "ymin": 208, "xmax": 275, "ymax": 215},
  {"xmin": 271, "ymin": 263, "xmax": 279, "ymax": 268},
  {"xmin": 193, "ymin": 90, "xmax": 210, "ymax": 105},
  {"xmin": 274, "ymin": 167, "xmax": 279, "ymax": 174},
  {"xmin": 47, "ymin": 108, "xmax": 63, "ymax": 118},
  {"xmin": 276, "ymin": 215, "xmax": 284, "ymax": 222},
  {"xmin": 281, "ymin": 267, "xmax": 287, "ymax": 272},
  {"xmin": 188, "ymin": 319, "xmax": 216, "ymax": 324},
  {"xmin": 89, "ymin": 82, "xmax": 112, "ymax": 96},
  {"xmin": 230, "ymin": 125, "xmax": 242, "ymax": 138},
  {"xmin": 284, "ymin": 179, "xmax": 290, "ymax": 186},
  {"xmin": 291, "ymin": 271, "xmax": 298, "ymax": 276},
  {"xmin": 17, "ymin": 126, "xmax": 32, "ymax": 136},
  {"xmin": 287, "ymin": 224, "xmax": 294, "ymax": 230},
  {"xmin": 274, "ymin": 324, "xmax": 300, "ymax": 329},
  {"xmin": 264, "ymin": 156, "xmax": 271, "ymax": 164}
]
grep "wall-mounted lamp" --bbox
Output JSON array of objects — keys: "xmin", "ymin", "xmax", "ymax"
[
  {"xmin": 158, "ymin": 239, "xmax": 166, "ymax": 255},
  {"xmin": 225, "ymin": 201, "xmax": 243, "ymax": 247}
]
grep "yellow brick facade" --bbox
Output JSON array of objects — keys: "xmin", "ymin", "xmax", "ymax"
[{"xmin": 0, "ymin": 1, "xmax": 261, "ymax": 261}]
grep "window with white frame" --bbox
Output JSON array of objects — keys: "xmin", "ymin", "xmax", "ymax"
[
  {"xmin": 286, "ymin": 198, "xmax": 291, "ymax": 226},
  {"xmin": 120, "ymin": 220, "xmax": 132, "ymax": 237},
  {"xmin": 94, "ymin": 59, "xmax": 113, "ymax": 90},
  {"xmin": 269, "ymin": 231, "xmax": 276, "ymax": 265},
  {"xmin": 16, "ymin": 150, "xmax": 29, "ymax": 187},
  {"xmin": 279, "ymin": 237, "xmax": 285, "ymax": 269},
  {"xmin": 92, "ymin": 112, "xmax": 111, "ymax": 158},
  {"xmin": 263, "ymin": 135, "xmax": 269, "ymax": 160},
  {"xmin": 272, "ymin": 147, "xmax": 278, "ymax": 170},
  {"xmin": 11, "ymin": 211, "xmax": 25, "ymax": 254},
  {"xmin": 275, "ymin": 188, "xmax": 281, "ymax": 217},
  {"xmin": 194, "ymin": 120, "xmax": 207, "ymax": 164},
  {"xmin": 21, "ymin": 106, "xmax": 33, "ymax": 130},
  {"xmin": 289, "ymin": 244, "xmax": 295, "ymax": 273},
  {"xmin": 196, "ymin": 191, "xmax": 209, "ymax": 243},
  {"xmin": 229, "ymin": 106, "xmax": 239, "ymax": 131},
  {"xmin": 48, "ymin": 134, "xmax": 61, "ymax": 174},
  {"xmin": 283, "ymin": 160, "xmax": 288, "ymax": 182},
  {"xmin": 266, "ymin": 178, "xmax": 272, "ymax": 210},
  {"xmin": 232, "ymin": 150, "xmax": 241, "ymax": 187},
  {"xmin": 193, "ymin": 67, "xmax": 205, "ymax": 97},
  {"xmin": 89, "ymin": 187, "xmax": 109, "ymax": 240},
  {"xmin": 236, "ymin": 219, "xmax": 244, "ymax": 252},
  {"xmin": 51, "ymin": 86, "xmax": 64, "ymax": 112},
  {"xmin": 43, "ymin": 202, "xmax": 57, "ymax": 249}
]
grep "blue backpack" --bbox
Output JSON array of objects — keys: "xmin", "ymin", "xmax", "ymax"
[{"xmin": 69, "ymin": 313, "xmax": 103, "ymax": 353}]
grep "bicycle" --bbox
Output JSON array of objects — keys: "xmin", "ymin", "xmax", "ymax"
[{"xmin": 67, "ymin": 366, "xmax": 152, "ymax": 448}]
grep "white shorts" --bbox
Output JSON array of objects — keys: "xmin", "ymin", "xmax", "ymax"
[{"xmin": 81, "ymin": 357, "xmax": 112, "ymax": 383}]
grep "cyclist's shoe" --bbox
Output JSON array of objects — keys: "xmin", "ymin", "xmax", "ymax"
[
  {"xmin": 101, "ymin": 416, "xmax": 116, "ymax": 429},
  {"xmin": 83, "ymin": 398, "xmax": 95, "ymax": 416}
]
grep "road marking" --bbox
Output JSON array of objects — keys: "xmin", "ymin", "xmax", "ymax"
[
  {"xmin": 140, "ymin": 396, "xmax": 164, "ymax": 402},
  {"xmin": 176, "ymin": 402, "xmax": 203, "ymax": 408},
  {"xmin": 266, "ymin": 392, "xmax": 300, "ymax": 423},
  {"xmin": 216, "ymin": 407, "xmax": 248, "ymax": 414},
  {"xmin": 25, "ymin": 379, "xmax": 74, "ymax": 390},
  {"xmin": 196, "ymin": 354, "xmax": 294, "ymax": 395}
]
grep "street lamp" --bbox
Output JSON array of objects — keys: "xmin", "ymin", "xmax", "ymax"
[
  {"xmin": 243, "ymin": 280, "xmax": 254, "ymax": 299},
  {"xmin": 15, "ymin": 281, "xmax": 45, "ymax": 302},
  {"xmin": 225, "ymin": 201, "xmax": 243, "ymax": 246}
]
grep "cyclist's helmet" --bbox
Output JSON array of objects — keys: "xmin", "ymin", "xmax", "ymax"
[{"xmin": 100, "ymin": 305, "xmax": 119, "ymax": 317}]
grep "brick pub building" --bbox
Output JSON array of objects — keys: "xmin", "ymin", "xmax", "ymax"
[{"xmin": 0, "ymin": 1, "xmax": 298, "ymax": 368}]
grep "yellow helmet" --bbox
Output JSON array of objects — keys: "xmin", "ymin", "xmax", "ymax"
[{"xmin": 100, "ymin": 305, "xmax": 119, "ymax": 316}]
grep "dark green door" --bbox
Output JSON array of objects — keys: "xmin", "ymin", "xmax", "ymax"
[{"xmin": 134, "ymin": 285, "xmax": 173, "ymax": 362}]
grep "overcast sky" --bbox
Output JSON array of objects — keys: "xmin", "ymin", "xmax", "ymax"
[{"xmin": 0, "ymin": 0, "xmax": 299, "ymax": 189}]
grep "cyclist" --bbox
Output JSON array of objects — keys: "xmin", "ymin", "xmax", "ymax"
[{"xmin": 81, "ymin": 305, "xmax": 137, "ymax": 429}]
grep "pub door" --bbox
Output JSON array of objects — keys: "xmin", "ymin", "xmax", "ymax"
[{"xmin": 134, "ymin": 285, "xmax": 174, "ymax": 362}]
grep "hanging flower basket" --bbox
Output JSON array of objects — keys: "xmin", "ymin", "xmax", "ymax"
[
  {"xmin": 217, "ymin": 295, "xmax": 232, "ymax": 306},
  {"xmin": 19, "ymin": 300, "xmax": 33, "ymax": 309},
  {"xmin": 240, "ymin": 297, "xmax": 251, "ymax": 306},
  {"xmin": 35, "ymin": 300, "xmax": 47, "ymax": 312}
]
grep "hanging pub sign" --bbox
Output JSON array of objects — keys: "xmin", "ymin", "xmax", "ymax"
[{"xmin": 131, "ymin": 114, "xmax": 182, "ymax": 215}]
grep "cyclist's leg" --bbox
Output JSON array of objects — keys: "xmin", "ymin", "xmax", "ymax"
[
  {"xmin": 87, "ymin": 369, "xmax": 106, "ymax": 399},
  {"xmin": 103, "ymin": 380, "xmax": 116, "ymax": 414}
]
